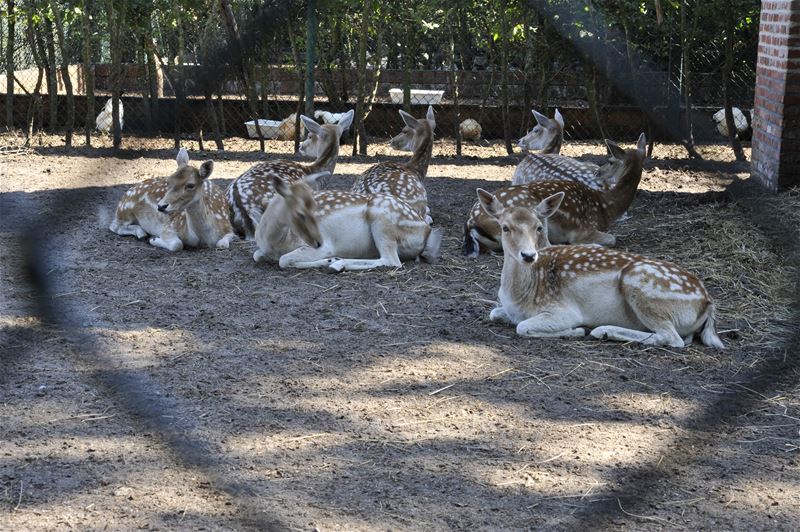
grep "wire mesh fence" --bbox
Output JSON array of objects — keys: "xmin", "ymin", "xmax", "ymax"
[{"xmin": 0, "ymin": 0, "xmax": 759, "ymax": 156}]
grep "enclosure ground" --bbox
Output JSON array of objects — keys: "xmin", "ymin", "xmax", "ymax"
[{"xmin": 1, "ymin": 135, "xmax": 798, "ymax": 530}]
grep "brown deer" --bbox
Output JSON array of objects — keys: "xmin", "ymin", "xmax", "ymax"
[
  {"xmin": 253, "ymin": 173, "xmax": 443, "ymax": 272},
  {"xmin": 227, "ymin": 109, "xmax": 354, "ymax": 239},
  {"xmin": 351, "ymin": 106, "xmax": 435, "ymax": 223},
  {"xmin": 476, "ymin": 188, "xmax": 724, "ymax": 349},
  {"xmin": 110, "ymin": 148, "xmax": 236, "ymax": 251},
  {"xmin": 463, "ymin": 133, "xmax": 646, "ymax": 258},
  {"xmin": 513, "ymin": 109, "xmax": 616, "ymax": 191}
]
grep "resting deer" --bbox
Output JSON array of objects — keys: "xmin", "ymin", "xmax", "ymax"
[
  {"xmin": 351, "ymin": 106, "xmax": 435, "ymax": 223},
  {"xmin": 464, "ymin": 133, "xmax": 647, "ymax": 257},
  {"xmin": 476, "ymin": 188, "xmax": 724, "ymax": 349},
  {"xmin": 253, "ymin": 173, "xmax": 443, "ymax": 272},
  {"xmin": 109, "ymin": 148, "xmax": 236, "ymax": 251},
  {"xmin": 227, "ymin": 109, "xmax": 354, "ymax": 238},
  {"xmin": 513, "ymin": 109, "xmax": 615, "ymax": 191}
]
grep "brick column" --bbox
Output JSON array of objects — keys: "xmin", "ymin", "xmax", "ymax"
[{"xmin": 752, "ymin": 0, "xmax": 800, "ymax": 190}]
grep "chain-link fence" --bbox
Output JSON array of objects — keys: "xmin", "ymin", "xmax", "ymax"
[{"xmin": 0, "ymin": 0, "xmax": 758, "ymax": 156}]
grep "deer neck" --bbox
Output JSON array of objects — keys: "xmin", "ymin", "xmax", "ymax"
[
  {"xmin": 542, "ymin": 131, "xmax": 563, "ymax": 155},
  {"xmin": 183, "ymin": 192, "xmax": 214, "ymax": 238},
  {"xmin": 259, "ymin": 197, "xmax": 302, "ymax": 258},
  {"xmin": 601, "ymin": 158, "xmax": 643, "ymax": 221},
  {"xmin": 406, "ymin": 122, "xmax": 434, "ymax": 177},
  {"xmin": 308, "ymin": 137, "xmax": 340, "ymax": 175},
  {"xmin": 499, "ymin": 254, "xmax": 542, "ymax": 313}
]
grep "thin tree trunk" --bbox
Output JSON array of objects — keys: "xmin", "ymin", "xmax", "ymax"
[
  {"xmin": 107, "ymin": 0, "xmax": 125, "ymax": 148},
  {"xmin": 353, "ymin": 0, "xmax": 371, "ymax": 156},
  {"xmin": 81, "ymin": 0, "xmax": 95, "ymax": 145},
  {"xmin": 359, "ymin": 23, "xmax": 384, "ymax": 155},
  {"xmin": 206, "ymin": 90, "xmax": 224, "ymax": 150},
  {"xmin": 680, "ymin": 0, "xmax": 701, "ymax": 159},
  {"xmin": 402, "ymin": 38, "xmax": 412, "ymax": 112},
  {"xmin": 723, "ymin": 6, "xmax": 746, "ymax": 161},
  {"xmin": 25, "ymin": 14, "xmax": 44, "ymax": 145},
  {"xmin": 5, "ymin": 0, "xmax": 15, "ymax": 128},
  {"xmin": 43, "ymin": 16, "xmax": 58, "ymax": 132},
  {"xmin": 449, "ymin": 21, "xmax": 461, "ymax": 157},
  {"xmin": 304, "ymin": 0, "xmax": 317, "ymax": 118},
  {"xmin": 51, "ymin": 0, "xmax": 74, "ymax": 147}
]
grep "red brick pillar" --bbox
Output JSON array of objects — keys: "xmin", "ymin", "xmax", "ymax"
[{"xmin": 751, "ymin": 0, "xmax": 800, "ymax": 190}]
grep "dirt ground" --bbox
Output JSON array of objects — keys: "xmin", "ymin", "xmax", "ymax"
[{"xmin": 1, "ymin": 132, "xmax": 798, "ymax": 530}]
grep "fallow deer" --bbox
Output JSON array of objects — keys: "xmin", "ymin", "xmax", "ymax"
[
  {"xmin": 253, "ymin": 173, "xmax": 443, "ymax": 272},
  {"xmin": 351, "ymin": 106, "xmax": 435, "ymax": 223},
  {"xmin": 476, "ymin": 188, "xmax": 724, "ymax": 349},
  {"xmin": 109, "ymin": 148, "xmax": 236, "ymax": 251},
  {"xmin": 227, "ymin": 109, "xmax": 354, "ymax": 239},
  {"xmin": 513, "ymin": 109, "xmax": 616, "ymax": 191},
  {"xmin": 463, "ymin": 133, "xmax": 646, "ymax": 257}
]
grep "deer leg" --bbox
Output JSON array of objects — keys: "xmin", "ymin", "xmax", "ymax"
[
  {"xmin": 111, "ymin": 222, "xmax": 149, "ymax": 239},
  {"xmin": 215, "ymin": 232, "xmax": 238, "ymax": 249},
  {"xmin": 328, "ymin": 221, "xmax": 404, "ymax": 272},
  {"xmin": 149, "ymin": 235, "xmax": 183, "ymax": 252},
  {"xmin": 576, "ymin": 230, "xmax": 616, "ymax": 246},
  {"xmin": 589, "ymin": 325, "xmax": 684, "ymax": 348},
  {"xmin": 278, "ymin": 246, "xmax": 338, "ymax": 269},
  {"xmin": 516, "ymin": 308, "xmax": 586, "ymax": 338},
  {"xmin": 489, "ymin": 306, "xmax": 514, "ymax": 325}
]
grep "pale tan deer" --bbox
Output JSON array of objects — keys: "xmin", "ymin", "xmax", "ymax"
[
  {"xmin": 351, "ymin": 106, "xmax": 435, "ymax": 223},
  {"xmin": 463, "ymin": 134, "xmax": 646, "ymax": 257},
  {"xmin": 109, "ymin": 148, "xmax": 236, "ymax": 251},
  {"xmin": 227, "ymin": 109, "xmax": 354, "ymax": 238},
  {"xmin": 253, "ymin": 173, "xmax": 443, "ymax": 272},
  {"xmin": 476, "ymin": 188, "xmax": 724, "ymax": 349},
  {"xmin": 513, "ymin": 109, "xmax": 616, "ymax": 190}
]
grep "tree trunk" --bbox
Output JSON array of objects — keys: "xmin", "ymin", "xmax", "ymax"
[
  {"xmin": 449, "ymin": 20, "xmax": 461, "ymax": 157},
  {"xmin": 304, "ymin": 0, "xmax": 318, "ymax": 118},
  {"xmin": 107, "ymin": 0, "xmax": 125, "ymax": 149},
  {"xmin": 723, "ymin": 7, "xmax": 746, "ymax": 162},
  {"xmin": 359, "ymin": 23, "xmax": 384, "ymax": 155},
  {"xmin": 680, "ymin": 0, "xmax": 701, "ymax": 159},
  {"xmin": 25, "ymin": 13, "xmax": 45, "ymax": 145},
  {"xmin": 353, "ymin": 0, "xmax": 371, "ymax": 156},
  {"xmin": 51, "ymin": 0, "xmax": 75, "ymax": 147},
  {"xmin": 5, "ymin": 0, "xmax": 14, "ymax": 128},
  {"xmin": 81, "ymin": 0, "xmax": 95, "ymax": 145},
  {"xmin": 500, "ymin": 0, "xmax": 513, "ymax": 154},
  {"xmin": 43, "ymin": 16, "xmax": 58, "ymax": 132}
]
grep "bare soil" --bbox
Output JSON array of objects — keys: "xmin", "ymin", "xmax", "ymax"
[{"xmin": 1, "ymin": 133, "xmax": 798, "ymax": 531}]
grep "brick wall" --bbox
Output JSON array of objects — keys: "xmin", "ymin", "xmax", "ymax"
[{"xmin": 751, "ymin": 0, "xmax": 800, "ymax": 190}]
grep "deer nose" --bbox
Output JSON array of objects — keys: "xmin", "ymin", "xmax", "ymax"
[
  {"xmin": 315, "ymin": 241, "xmax": 322, "ymax": 249},
  {"xmin": 157, "ymin": 204, "xmax": 168, "ymax": 212},
  {"xmin": 521, "ymin": 251, "xmax": 537, "ymax": 263}
]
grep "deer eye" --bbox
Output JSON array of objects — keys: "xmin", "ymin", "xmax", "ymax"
[
  {"xmin": 502, "ymin": 225, "xmax": 510, "ymax": 233},
  {"xmin": 297, "ymin": 212, "xmax": 306, "ymax": 221},
  {"xmin": 186, "ymin": 183, "xmax": 196, "ymax": 190},
  {"xmin": 536, "ymin": 226, "xmax": 544, "ymax": 233}
]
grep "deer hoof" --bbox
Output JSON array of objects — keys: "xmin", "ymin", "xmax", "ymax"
[{"xmin": 327, "ymin": 260, "xmax": 346, "ymax": 273}]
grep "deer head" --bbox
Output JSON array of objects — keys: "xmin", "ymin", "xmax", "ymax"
[
  {"xmin": 390, "ymin": 105, "xmax": 436, "ymax": 151},
  {"xmin": 157, "ymin": 148, "xmax": 213, "ymax": 214},
  {"xmin": 271, "ymin": 173, "xmax": 328, "ymax": 249},
  {"xmin": 595, "ymin": 133, "xmax": 647, "ymax": 187},
  {"xmin": 477, "ymin": 189, "xmax": 564, "ymax": 264},
  {"xmin": 518, "ymin": 109, "xmax": 564, "ymax": 152},
  {"xmin": 299, "ymin": 110, "xmax": 354, "ymax": 158}
]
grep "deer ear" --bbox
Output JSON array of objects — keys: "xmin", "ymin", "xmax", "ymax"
[
  {"xmin": 426, "ymin": 105, "xmax": 435, "ymax": 125},
  {"xmin": 534, "ymin": 192, "xmax": 564, "ymax": 219},
  {"xmin": 476, "ymin": 188, "xmax": 503, "ymax": 219},
  {"xmin": 636, "ymin": 132, "xmax": 647, "ymax": 155},
  {"xmin": 605, "ymin": 139, "xmax": 626, "ymax": 160},
  {"xmin": 300, "ymin": 115, "xmax": 322, "ymax": 135},
  {"xmin": 303, "ymin": 170, "xmax": 330, "ymax": 190},
  {"xmin": 553, "ymin": 109, "xmax": 565, "ymax": 129},
  {"xmin": 532, "ymin": 110, "xmax": 550, "ymax": 127},
  {"xmin": 273, "ymin": 176, "xmax": 291, "ymax": 198},
  {"xmin": 336, "ymin": 109, "xmax": 354, "ymax": 132},
  {"xmin": 176, "ymin": 147, "xmax": 190, "ymax": 168},
  {"xmin": 399, "ymin": 109, "xmax": 420, "ymax": 129},
  {"xmin": 198, "ymin": 160, "xmax": 213, "ymax": 179}
]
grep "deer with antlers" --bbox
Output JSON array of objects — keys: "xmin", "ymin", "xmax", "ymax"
[
  {"xmin": 475, "ymin": 188, "xmax": 724, "ymax": 349},
  {"xmin": 513, "ymin": 109, "xmax": 617, "ymax": 191},
  {"xmin": 227, "ymin": 109, "xmax": 354, "ymax": 239},
  {"xmin": 351, "ymin": 106, "xmax": 436, "ymax": 223},
  {"xmin": 109, "ymin": 148, "xmax": 236, "ymax": 251},
  {"xmin": 253, "ymin": 173, "xmax": 443, "ymax": 272},
  {"xmin": 463, "ymin": 133, "xmax": 647, "ymax": 258}
]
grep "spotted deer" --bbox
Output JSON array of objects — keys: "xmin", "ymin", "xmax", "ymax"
[
  {"xmin": 513, "ymin": 109, "xmax": 616, "ymax": 191},
  {"xmin": 253, "ymin": 173, "xmax": 443, "ymax": 272},
  {"xmin": 227, "ymin": 109, "xmax": 354, "ymax": 239},
  {"xmin": 109, "ymin": 149, "xmax": 236, "ymax": 251},
  {"xmin": 463, "ymin": 133, "xmax": 646, "ymax": 257},
  {"xmin": 351, "ymin": 106, "xmax": 435, "ymax": 223},
  {"xmin": 476, "ymin": 188, "xmax": 724, "ymax": 349}
]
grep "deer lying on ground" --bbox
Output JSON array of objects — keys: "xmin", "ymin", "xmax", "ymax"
[
  {"xmin": 227, "ymin": 109, "xmax": 354, "ymax": 238},
  {"xmin": 351, "ymin": 106, "xmax": 435, "ymax": 223},
  {"xmin": 109, "ymin": 148, "xmax": 237, "ymax": 251},
  {"xmin": 253, "ymin": 173, "xmax": 443, "ymax": 272},
  {"xmin": 463, "ymin": 133, "xmax": 646, "ymax": 257},
  {"xmin": 476, "ymin": 188, "xmax": 724, "ymax": 349},
  {"xmin": 513, "ymin": 109, "xmax": 616, "ymax": 191}
]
